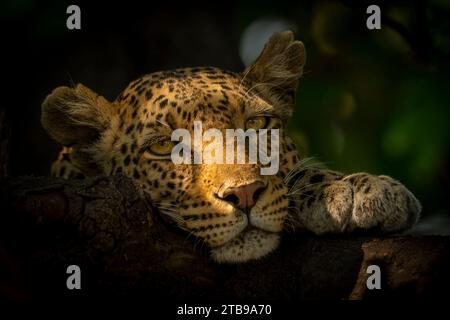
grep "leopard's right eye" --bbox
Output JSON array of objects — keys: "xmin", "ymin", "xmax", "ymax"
[
  {"xmin": 147, "ymin": 140, "xmax": 175, "ymax": 156},
  {"xmin": 246, "ymin": 116, "xmax": 268, "ymax": 130}
]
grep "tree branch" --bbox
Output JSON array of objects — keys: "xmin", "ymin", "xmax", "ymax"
[{"xmin": 0, "ymin": 174, "xmax": 449, "ymax": 301}]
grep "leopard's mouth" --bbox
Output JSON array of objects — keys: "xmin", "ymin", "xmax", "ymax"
[{"xmin": 210, "ymin": 228, "xmax": 280, "ymax": 263}]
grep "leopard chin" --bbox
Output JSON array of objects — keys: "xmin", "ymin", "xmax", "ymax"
[{"xmin": 210, "ymin": 229, "xmax": 280, "ymax": 263}]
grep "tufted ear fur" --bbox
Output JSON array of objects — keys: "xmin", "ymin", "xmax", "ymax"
[
  {"xmin": 41, "ymin": 84, "xmax": 113, "ymax": 175},
  {"xmin": 243, "ymin": 31, "xmax": 306, "ymax": 119},
  {"xmin": 41, "ymin": 84, "xmax": 112, "ymax": 146}
]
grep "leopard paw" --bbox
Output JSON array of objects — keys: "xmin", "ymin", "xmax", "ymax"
[
  {"xmin": 343, "ymin": 173, "xmax": 421, "ymax": 232},
  {"xmin": 290, "ymin": 171, "xmax": 421, "ymax": 234}
]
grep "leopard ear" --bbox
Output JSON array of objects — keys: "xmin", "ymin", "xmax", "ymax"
[
  {"xmin": 243, "ymin": 31, "xmax": 306, "ymax": 113},
  {"xmin": 41, "ymin": 84, "xmax": 112, "ymax": 147}
]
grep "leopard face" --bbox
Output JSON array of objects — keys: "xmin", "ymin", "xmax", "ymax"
[{"xmin": 41, "ymin": 31, "xmax": 306, "ymax": 263}]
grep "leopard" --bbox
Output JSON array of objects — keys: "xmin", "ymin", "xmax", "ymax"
[{"xmin": 41, "ymin": 31, "xmax": 421, "ymax": 263}]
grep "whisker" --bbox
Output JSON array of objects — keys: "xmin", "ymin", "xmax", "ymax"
[
  {"xmin": 239, "ymin": 64, "xmax": 255, "ymax": 92},
  {"xmin": 286, "ymin": 182, "xmax": 330, "ymax": 196}
]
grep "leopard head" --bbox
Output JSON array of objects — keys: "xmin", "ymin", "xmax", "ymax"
[{"xmin": 41, "ymin": 31, "xmax": 306, "ymax": 263}]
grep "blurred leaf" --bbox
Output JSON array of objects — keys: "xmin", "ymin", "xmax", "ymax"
[
  {"xmin": 383, "ymin": 76, "xmax": 450, "ymax": 184},
  {"xmin": 311, "ymin": 2, "xmax": 351, "ymax": 56}
]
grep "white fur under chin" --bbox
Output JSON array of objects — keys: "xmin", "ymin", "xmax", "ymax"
[{"xmin": 210, "ymin": 229, "xmax": 280, "ymax": 263}]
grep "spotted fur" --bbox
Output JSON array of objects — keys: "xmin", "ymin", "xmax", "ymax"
[{"xmin": 41, "ymin": 31, "xmax": 420, "ymax": 263}]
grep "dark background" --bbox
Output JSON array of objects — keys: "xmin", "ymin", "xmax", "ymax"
[{"xmin": 2, "ymin": 0, "xmax": 449, "ymax": 232}]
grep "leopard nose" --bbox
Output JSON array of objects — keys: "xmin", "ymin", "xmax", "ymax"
[{"xmin": 219, "ymin": 181, "xmax": 267, "ymax": 209}]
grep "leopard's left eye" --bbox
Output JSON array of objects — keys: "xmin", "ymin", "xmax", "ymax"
[
  {"xmin": 148, "ymin": 140, "xmax": 175, "ymax": 156},
  {"xmin": 246, "ymin": 116, "xmax": 267, "ymax": 130}
]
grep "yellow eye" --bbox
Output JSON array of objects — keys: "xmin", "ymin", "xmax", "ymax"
[
  {"xmin": 246, "ymin": 116, "xmax": 267, "ymax": 130},
  {"xmin": 148, "ymin": 140, "xmax": 175, "ymax": 156}
]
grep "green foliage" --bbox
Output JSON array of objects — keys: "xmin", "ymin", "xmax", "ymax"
[{"xmin": 239, "ymin": 0, "xmax": 450, "ymax": 215}]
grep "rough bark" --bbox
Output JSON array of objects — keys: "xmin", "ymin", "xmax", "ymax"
[{"xmin": 0, "ymin": 174, "xmax": 449, "ymax": 301}]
